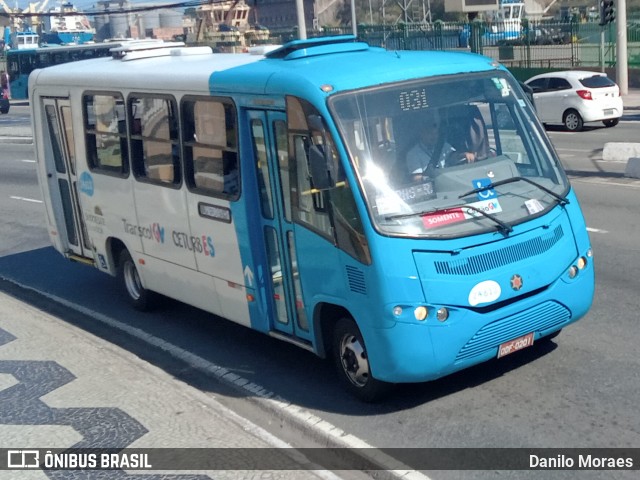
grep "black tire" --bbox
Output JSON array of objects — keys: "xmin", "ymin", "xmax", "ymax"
[
  {"xmin": 563, "ymin": 109, "xmax": 584, "ymax": 132},
  {"xmin": 332, "ymin": 318, "xmax": 391, "ymax": 402},
  {"xmin": 118, "ymin": 249, "xmax": 156, "ymax": 311},
  {"xmin": 603, "ymin": 118, "xmax": 619, "ymax": 128}
]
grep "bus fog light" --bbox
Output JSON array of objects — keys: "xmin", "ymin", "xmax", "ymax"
[
  {"xmin": 414, "ymin": 306, "xmax": 428, "ymax": 321},
  {"xmin": 568, "ymin": 265, "xmax": 578, "ymax": 279},
  {"xmin": 577, "ymin": 256, "xmax": 587, "ymax": 270},
  {"xmin": 393, "ymin": 306, "xmax": 403, "ymax": 317},
  {"xmin": 436, "ymin": 307, "xmax": 449, "ymax": 322},
  {"xmin": 587, "ymin": 248, "xmax": 593, "ymax": 258}
]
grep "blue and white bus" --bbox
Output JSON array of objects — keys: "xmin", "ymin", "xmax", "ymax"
[
  {"xmin": 7, "ymin": 42, "xmax": 122, "ymax": 100},
  {"xmin": 30, "ymin": 37, "xmax": 594, "ymax": 401}
]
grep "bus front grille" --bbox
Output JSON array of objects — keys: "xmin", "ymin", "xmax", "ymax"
[
  {"xmin": 435, "ymin": 225, "xmax": 564, "ymax": 276},
  {"xmin": 455, "ymin": 301, "xmax": 570, "ymax": 362}
]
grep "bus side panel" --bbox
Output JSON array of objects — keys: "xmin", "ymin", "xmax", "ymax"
[
  {"xmin": 185, "ymin": 189, "xmax": 252, "ymax": 327},
  {"xmin": 137, "ymin": 254, "xmax": 224, "ymax": 316},
  {"xmin": 81, "ymin": 171, "xmax": 139, "ymax": 271}
]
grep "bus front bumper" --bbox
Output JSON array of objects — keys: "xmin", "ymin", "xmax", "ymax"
[{"xmin": 364, "ymin": 261, "xmax": 594, "ymax": 384}]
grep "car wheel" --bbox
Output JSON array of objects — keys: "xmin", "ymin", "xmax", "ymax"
[
  {"xmin": 118, "ymin": 249, "xmax": 156, "ymax": 311},
  {"xmin": 603, "ymin": 118, "xmax": 619, "ymax": 128},
  {"xmin": 563, "ymin": 109, "xmax": 583, "ymax": 131},
  {"xmin": 332, "ymin": 318, "xmax": 391, "ymax": 402}
]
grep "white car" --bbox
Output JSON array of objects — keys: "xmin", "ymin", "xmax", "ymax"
[{"xmin": 525, "ymin": 71, "xmax": 623, "ymax": 131}]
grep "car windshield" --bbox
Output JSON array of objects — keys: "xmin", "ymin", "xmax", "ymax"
[
  {"xmin": 329, "ymin": 71, "xmax": 569, "ymax": 238},
  {"xmin": 579, "ymin": 75, "xmax": 616, "ymax": 88}
]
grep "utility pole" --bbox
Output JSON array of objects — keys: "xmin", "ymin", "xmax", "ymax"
[
  {"xmin": 295, "ymin": 0, "xmax": 306, "ymax": 39},
  {"xmin": 616, "ymin": 0, "xmax": 628, "ymax": 94}
]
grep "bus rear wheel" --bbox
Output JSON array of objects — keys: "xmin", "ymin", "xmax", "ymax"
[
  {"xmin": 118, "ymin": 250, "xmax": 156, "ymax": 311},
  {"xmin": 332, "ymin": 318, "xmax": 391, "ymax": 402}
]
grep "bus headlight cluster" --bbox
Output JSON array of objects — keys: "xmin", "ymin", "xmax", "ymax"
[
  {"xmin": 568, "ymin": 255, "xmax": 589, "ymax": 279},
  {"xmin": 391, "ymin": 305, "xmax": 428, "ymax": 321}
]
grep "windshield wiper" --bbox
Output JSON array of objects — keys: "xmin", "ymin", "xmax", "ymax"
[
  {"xmin": 385, "ymin": 204, "xmax": 513, "ymax": 235},
  {"xmin": 460, "ymin": 204, "xmax": 513, "ymax": 235},
  {"xmin": 458, "ymin": 176, "xmax": 569, "ymax": 206}
]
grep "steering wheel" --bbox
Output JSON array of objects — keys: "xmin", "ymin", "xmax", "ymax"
[{"xmin": 447, "ymin": 151, "xmax": 470, "ymax": 166}]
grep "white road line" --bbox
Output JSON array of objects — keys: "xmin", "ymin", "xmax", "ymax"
[
  {"xmin": 571, "ymin": 177, "xmax": 640, "ymax": 188},
  {"xmin": 20, "ymin": 159, "xmax": 36, "ymax": 163},
  {"xmin": 587, "ymin": 227, "xmax": 608, "ymax": 234},
  {"xmin": 554, "ymin": 148, "xmax": 596, "ymax": 153},
  {"xmin": 10, "ymin": 196, "xmax": 42, "ymax": 204},
  {"xmin": 1, "ymin": 276, "xmax": 431, "ymax": 480}
]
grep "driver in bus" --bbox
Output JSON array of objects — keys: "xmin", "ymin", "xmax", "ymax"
[{"xmin": 405, "ymin": 109, "xmax": 475, "ymax": 182}]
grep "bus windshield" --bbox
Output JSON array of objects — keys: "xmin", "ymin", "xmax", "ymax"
[{"xmin": 330, "ymin": 71, "xmax": 569, "ymax": 238}]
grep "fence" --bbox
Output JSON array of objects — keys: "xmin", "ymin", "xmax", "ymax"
[{"xmin": 268, "ymin": 19, "xmax": 640, "ymax": 80}]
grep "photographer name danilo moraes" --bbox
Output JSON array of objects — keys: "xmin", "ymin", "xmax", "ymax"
[{"xmin": 530, "ymin": 454, "xmax": 634, "ymax": 469}]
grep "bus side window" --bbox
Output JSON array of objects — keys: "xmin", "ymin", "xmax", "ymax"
[
  {"xmin": 83, "ymin": 93, "xmax": 129, "ymax": 176},
  {"xmin": 128, "ymin": 94, "xmax": 180, "ymax": 186},
  {"xmin": 182, "ymin": 97, "xmax": 239, "ymax": 200}
]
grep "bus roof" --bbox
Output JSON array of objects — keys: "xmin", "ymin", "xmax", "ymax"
[{"xmin": 29, "ymin": 37, "xmax": 501, "ymax": 100}]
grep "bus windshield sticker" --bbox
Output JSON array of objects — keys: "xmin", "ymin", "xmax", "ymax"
[
  {"xmin": 525, "ymin": 198, "xmax": 545, "ymax": 215},
  {"xmin": 462, "ymin": 198, "xmax": 502, "ymax": 217},
  {"xmin": 491, "ymin": 77, "xmax": 511, "ymax": 97},
  {"xmin": 420, "ymin": 199, "xmax": 502, "ymax": 230},
  {"xmin": 468, "ymin": 280, "xmax": 501, "ymax": 307},
  {"xmin": 421, "ymin": 209, "xmax": 466, "ymax": 229},
  {"xmin": 198, "ymin": 203, "xmax": 232, "ymax": 223},
  {"xmin": 471, "ymin": 178, "xmax": 496, "ymax": 201}
]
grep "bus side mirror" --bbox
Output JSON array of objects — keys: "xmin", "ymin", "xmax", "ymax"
[{"xmin": 309, "ymin": 144, "xmax": 334, "ymax": 190}]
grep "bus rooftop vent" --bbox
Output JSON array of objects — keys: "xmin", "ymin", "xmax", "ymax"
[
  {"xmin": 111, "ymin": 40, "xmax": 187, "ymax": 61},
  {"xmin": 265, "ymin": 35, "xmax": 368, "ymax": 60}
]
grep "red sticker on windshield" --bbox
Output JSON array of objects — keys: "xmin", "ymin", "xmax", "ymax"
[{"xmin": 421, "ymin": 209, "xmax": 466, "ymax": 228}]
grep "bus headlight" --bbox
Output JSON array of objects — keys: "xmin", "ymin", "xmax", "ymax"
[
  {"xmin": 577, "ymin": 256, "xmax": 587, "ymax": 270},
  {"xmin": 414, "ymin": 306, "xmax": 428, "ymax": 321},
  {"xmin": 436, "ymin": 307, "xmax": 449, "ymax": 322},
  {"xmin": 568, "ymin": 265, "xmax": 579, "ymax": 279},
  {"xmin": 392, "ymin": 306, "xmax": 403, "ymax": 317}
]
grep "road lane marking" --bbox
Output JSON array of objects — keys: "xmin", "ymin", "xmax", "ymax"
[
  {"xmin": 587, "ymin": 227, "xmax": 608, "ymax": 234},
  {"xmin": 10, "ymin": 196, "xmax": 42, "ymax": 203},
  {"xmin": 20, "ymin": 159, "xmax": 36, "ymax": 163},
  {"xmin": 0, "ymin": 276, "xmax": 431, "ymax": 480}
]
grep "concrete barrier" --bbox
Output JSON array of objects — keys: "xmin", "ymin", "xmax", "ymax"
[
  {"xmin": 602, "ymin": 142, "xmax": 640, "ymax": 162},
  {"xmin": 625, "ymin": 158, "xmax": 640, "ymax": 179}
]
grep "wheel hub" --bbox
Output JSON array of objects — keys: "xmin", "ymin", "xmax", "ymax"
[{"xmin": 340, "ymin": 334, "xmax": 370, "ymax": 387}]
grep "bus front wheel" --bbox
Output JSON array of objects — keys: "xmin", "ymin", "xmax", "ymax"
[
  {"xmin": 118, "ymin": 250, "xmax": 156, "ymax": 311},
  {"xmin": 332, "ymin": 318, "xmax": 391, "ymax": 402}
]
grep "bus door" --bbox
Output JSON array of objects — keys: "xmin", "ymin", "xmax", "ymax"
[
  {"xmin": 248, "ymin": 110, "xmax": 310, "ymax": 340},
  {"xmin": 40, "ymin": 97, "xmax": 90, "ymax": 258}
]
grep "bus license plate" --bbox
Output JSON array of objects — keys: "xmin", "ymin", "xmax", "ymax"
[{"xmin": 497, "ymin": 332, "xmax": 535, "ymax": 358}]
